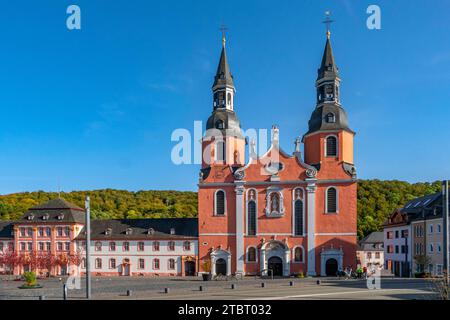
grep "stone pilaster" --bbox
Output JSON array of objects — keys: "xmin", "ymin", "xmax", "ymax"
[
  {"xmin": 306, "ymin": 178, "xmax": 317, "ymax": 276},
  {"xmin": 235, "ymin": 181, "xmax": 245, "ymax": 275}
]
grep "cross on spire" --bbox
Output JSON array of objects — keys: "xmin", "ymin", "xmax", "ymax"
[
  {"xmin": 322, "ymin": 11, "xmax": 334, "ymax": 39},
  {"xmin": 219, "ymin": 24, "xmax": 228, "ymax": 47}
]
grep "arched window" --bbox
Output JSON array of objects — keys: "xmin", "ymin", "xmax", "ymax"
[
  {"xmin": 326, "ymin": 112, "xmax": 336, "ymax": 123},
  {"xmin": 215, "ymin": 120, "xmax": 224, "ymax": 130},
  {"xmin": 216, "ymin": 140, "xmax": 225, "ymax": 162},
  {"xmin": 215, "ymin": 190, "xmax": 226, "ymax": 216},
  {"xmin": 95, "ymin": 258, "xmax": 102, "ymax": 269},
  {"xmin": 227, "ymin": 92, "xmax": 231, "ymax": 106},
  {"xmin": 247, "ymin": 247, "xmax": 257, "ymax": 262},
  {"xmin": 326, "ymin": 136, "xmax": 337, "ymax": 157},
  {"xmin": 326, "ymin": 187, "xmax": 338, "ymax": 213},
  {"xmin": 294, "ymin": 200, "xmax": 304, "ymax": 236},
  {"xmin": 247, "ymin": 200, "xmax": 257, "ymax": 236},
  {"xmin": 294, "ymin": 247, "xmax": 304, "ymax": 262}
]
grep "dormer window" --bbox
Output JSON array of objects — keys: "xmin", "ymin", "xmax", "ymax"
[
  {"xmin": 125, "ymin": 228, "xmax": 132, "ymax": 235},
  {"xmin": 170, "ymin": 228, "xmax": 175, "ymax": 235},
  {"xmin": 42, "ymin": 214, "xmax": 49, "ymax": 221},
  {"xmin": 325, "ymin": 113, "xmax": 336, "ymax": 123},
  {"xmin": 215, "ymin": 120, "xmax": 225, "ymax": 130},
  {"xmin": 105, "ymin": 228, "xmax": 112, "ymax": 236},
  {"xmin": 57, "ymin": 214, "xmax": 64, "ymax": 220},
  {"xmin": 27, "ymin": 214, "xmax": 34, "ymax": 221},
  {"xmin": 148, "ymin": 228, "xmax": 155, "ymax": 235}
]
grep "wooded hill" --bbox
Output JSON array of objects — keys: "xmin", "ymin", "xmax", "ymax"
[{"xmin": 0, "ymin": 180, "xmax": 442, "ymax": 239}]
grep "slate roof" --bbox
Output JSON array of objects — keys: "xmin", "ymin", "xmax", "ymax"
[
  {"xmin": 0, "ymin": 221, "xmax": 14, "ymax": 239},
  {"xmin": 304, "ymin": 104, "xmax": 354, "ymax": 136},
  {"xmin": 401, "ymin": 192, "xmax": 446, "ymax": 223},
  {"xmin": 17, "ymin": 198, "xmax": 85, "ymax": 224},
  {"xmin": 317, "ymin": 37, "xmax": 339, "ymax": 80},
  {"xmin": 75, "ymin": 218, "xmax": 198, "ymax": 240},
  {"xmin": 212, "ymin": 42, "xmax": 234, "ymax": 88},
  {"xmin": 358, "ymin": 231, "xmax": 384, "ymax": 251},
  {"xmin": 205, "ymin": 108, "xmax": 244, "ymax": 139}
]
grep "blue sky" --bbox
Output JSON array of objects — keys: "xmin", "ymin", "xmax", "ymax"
[{"xmin": 0, "ymin": 0, "xmax": 449, "ymax": 194}]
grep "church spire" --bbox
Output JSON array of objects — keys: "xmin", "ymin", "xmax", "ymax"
[
  {"xmin": 212, "ymin": 27, "xmax": 235, "ymax": 110},
  {"xmin": 316, "ymin": 12, "xmax": 340, "ymax": 106},
  {"xmin": 317, "ymin": 11, "xmax": 339, "ymax": 81},
  {"xmin": 213, "ymin": 32, "xmax": 234, "ymax": 89}
]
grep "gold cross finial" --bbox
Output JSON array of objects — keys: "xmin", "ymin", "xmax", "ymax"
[
  {"xmin": 323, "ymin": 11, "xmax": 334, "ymax": 39},
  {"xmin": 219, "ymin": 24, "xmax": 228, "ymax": 47}
]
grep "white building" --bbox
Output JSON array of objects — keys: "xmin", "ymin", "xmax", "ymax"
[
  {"xmin": 383, "ymin": 210, "xmax": 412, "ymax": 277},
  {"xmin": 75, "ymin": 218, "xmax": 198, "ymax": 276},
  {"xmin": 356, "ymin": 231, "xmax": 384, "ymax": 271}
]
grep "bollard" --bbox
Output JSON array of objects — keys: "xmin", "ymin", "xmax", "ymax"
[
  {"xmin": 199, "ymin": 285, "xmax": 203, "ymax": 292},
  {"xmin": 39, "ymin": 295, "xmax": 46, "ymax": 300},
  {"xmin": 289, "ymin": 281, "xmax": 294, "ymax": 287},
  {"xmin": 63, "ymin": 284, "xmax": 68, "ymax": 300},
  {"xmin": 164, "ymin": 287, "xmax": 170, "ymax": 294},
  {"xmin": 261, "ymin": 282, "xmax": 265, "ymax": 288},
  {"xmin": 316, "ymin": 280, "xmax": 321, "ymax": 285},
  {"xmin": 126, "ymin": 290, "xmax": 132, "ymax": 297},
  {"xmin": 231, "ymin": 284, "xmax": 235, "ymax": 289}
]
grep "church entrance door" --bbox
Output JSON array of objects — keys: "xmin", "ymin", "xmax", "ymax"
[{"xmin": 268, "ymin": 256, "xmax": 283, "ymax": 276}]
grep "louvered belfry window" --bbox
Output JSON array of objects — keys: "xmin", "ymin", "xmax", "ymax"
[
  {"xmin": 216, "ymin": 141, "xmax": 225, "ymax": 162},
  {"xmin": 326, "ymin": 136, "xmax": 337, "ymax": 157},
  {"xmin": 327, "ymin": 187, "xmax": 337, "ymax": 213},
  {"xmin": 216, "ymin": 190, "xmax": 225, "ymax": 215},
  {"xmin": 294, "ymin": 200, "xmax": 303, "ymax": 236},
  {"xmin": 247, "ymin": 200, "xmax": 257, "ymax": 236}
]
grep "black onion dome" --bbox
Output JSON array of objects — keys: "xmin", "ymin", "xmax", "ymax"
[
  {"xmin": 205, "ymin": 109, "xmax": 243, "ymax": 139},
  {"xmin": 304, "ymin": 104, "xmax": 354, "ymax": 136}
]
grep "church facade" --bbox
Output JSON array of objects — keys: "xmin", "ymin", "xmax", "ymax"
[
  {"xmin": 198, "ymin": 30, "xmax": 358, "ymax": 277},
  {"xmin": 0, "ymin": 30, "xmax": 358, "ymax": 278}
]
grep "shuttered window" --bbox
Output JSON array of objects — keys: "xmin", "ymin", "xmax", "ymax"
[
  {"xmin": 215, "ymin": 190, "xmax": 225, "ymax": 215},
  {"xmin": 326, "ymin": 187, "xmax": 338, "ymax": 213},
  {"xmin": 326, "ymin": 136, "xmax": 337, "ymax": 157},
  {"xmin": 216, "ymin": 141, "xmax": 225, "ymax": 162},
  {"xmin": 247, "ymin": 200, "xmax": 257, "ymax": 236},
  {"xmin": 294, "ymin": 200, "xmax": 303, "ymax": 236}
]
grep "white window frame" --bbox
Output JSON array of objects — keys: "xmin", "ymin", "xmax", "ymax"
[
  {"xmin": 292, "ymin": 246, "xmax": 305, "ymax": 263},
  {"xmin": 246, "ymin": 188, "xmax": 258, "ymax": 236},
  {"xmin": 324, "ymin": 134, "xmax": 339, "ymax": 157},
  {"xmin": 215, "ymin": 140, "xmax": 226, "ymax": 163},
  {"xmin": 246, "ymin": 246, "xmax": 258, "ymax": 263},
  {"xmin": 214, "ymin": 189, "xmax": 227, "ymax": 216},
  {"xmin": 292, "ymin": 187, "xmax": 305, "ymax": 236},
  {"xmin": 265, "ymin": 186, "xmax": 285, "ymax": 217},
  {"xmin": 325, "ymin": 186, "xmax": 339, "ymax": 214}
]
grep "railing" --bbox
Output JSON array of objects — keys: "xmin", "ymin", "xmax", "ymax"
[{"xmin": 256, "ymin": 268, "xmax": 274, "ymax": 280}]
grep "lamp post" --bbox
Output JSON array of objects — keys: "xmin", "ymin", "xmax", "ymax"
[
  {"xmin": 443, "ymin": 180, "xmax": 449, "ymax": 295},
  {"xmin": 85, "ymin": 196, "xmax": 91, "ymax": 299}
]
